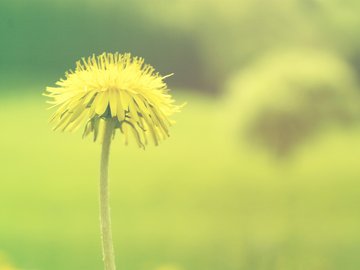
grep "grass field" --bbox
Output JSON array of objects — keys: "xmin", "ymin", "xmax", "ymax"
[{"xmin": 0, "ymin": 88, "xmax": 360, "ymax": 270}]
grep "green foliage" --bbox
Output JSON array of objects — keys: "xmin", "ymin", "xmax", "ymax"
[
  {"xmin": 2, "ymin": 0, "xmax": 360, "ymax": 92},
  {"xmin": 0, "ymin": 1, "xmax": 205, "ymax": 90}
]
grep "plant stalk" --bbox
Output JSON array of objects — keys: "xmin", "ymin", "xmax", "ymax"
[{"xmin": 100, "ymin": 119, "xmax": 117, "ymax": 270}]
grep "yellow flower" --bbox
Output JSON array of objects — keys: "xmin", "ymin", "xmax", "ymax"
[
  {"xmin": 45, "ymin": 52, "xmax": 181, "ymax": 148},
  {"xmin": 0, "ymin": 252, "xmax": 19, "ymax": 270}
]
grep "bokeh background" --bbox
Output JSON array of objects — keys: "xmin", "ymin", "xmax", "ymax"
[{"xmin": 1, "ymin": 0, "xmax": 360, "ymax": 269}]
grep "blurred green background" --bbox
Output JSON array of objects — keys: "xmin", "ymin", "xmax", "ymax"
[{"xmin": 1, "ymin": 0, "xmax": 360, "ymax": 269}]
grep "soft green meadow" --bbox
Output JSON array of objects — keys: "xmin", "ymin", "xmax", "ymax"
[{"xmin": 0, "ymin": 89, "xmax": 360, "ymax": 270}]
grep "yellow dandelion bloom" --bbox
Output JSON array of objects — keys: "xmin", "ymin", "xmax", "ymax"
[
  {"xmin": 45, "ymin": 52, "xmax": 181, "ymax": 148},
  {"xmin": 44, "ymin": 53, "xmax": 183, "ymax": 270}
]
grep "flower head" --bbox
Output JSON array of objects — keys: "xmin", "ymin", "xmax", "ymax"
[{"xmin": 45, "ymin": 52, "xmax": 181, "ymax": 148}]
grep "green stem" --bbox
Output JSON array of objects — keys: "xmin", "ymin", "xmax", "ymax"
[{"xmin": 100, "ymin": 119, "xmax": 117, "ymax": 270}]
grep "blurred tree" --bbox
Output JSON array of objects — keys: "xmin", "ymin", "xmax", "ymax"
[
  {"xmin": 139, "ymin": 0, "xmax": 360, "ymax": 92},
  {"xmin": 225, "ymin": 49, "xmax": 360, "ymax": 157},
  {"xmin": 1, "ymin": 0, "xmax": 360, "ymax": 93}
]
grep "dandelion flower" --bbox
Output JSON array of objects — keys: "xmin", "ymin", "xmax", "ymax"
[
  {"xmin": 45, "ymin": 52, "xmax": 181, "ymax": 148},
  {"xmin": 44, "ymin": 52, "xmax": 182, "ymax": 270}
]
